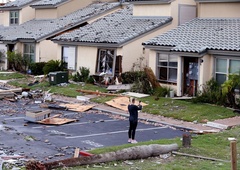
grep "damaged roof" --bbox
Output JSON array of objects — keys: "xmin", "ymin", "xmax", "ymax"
[
  {"xmin": 30, "ymin": 0, "xmax": 70, "ymax": 8},
  {"xmin": 143, "ymin": 18, "xmax": 240, "ymax": 54},
  {"xmin": 52, "ymin": 5, "xmax": 172, "ymax": 47},
  {"xmin": 0, "ymin": 0, "xmax": 37, "ymax": 10},
  {"xmin": 125, "ymin": 0, "xmax": 172, "ymax": 4},
  {"xmin": 0, "ymin": 2, "xmax": 121, "ymax": 42}
]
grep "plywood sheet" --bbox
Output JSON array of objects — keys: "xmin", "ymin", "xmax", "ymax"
[
  {"xmin": 38, "ymin": 117, "xmax": 76, "ymax": 125},
  {"xmin": 105, "ymin": 96, "xmax": 147, "ymax": 112},
  {"xmin": 59, "ymin": 104, "xmax": 95, "ymax": 112},
  {"xmin": 122, "ymin": 92, "xmax": 150, "ymax": 98}
]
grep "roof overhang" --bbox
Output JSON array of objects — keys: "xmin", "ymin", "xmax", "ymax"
[
  {"xmin": 0, "ymin": 7, "xmax": 21, "ymax": 11},
  {"xmin": 127, "ymin": 0, "xmax": 174, "ymax": 4},
  {"xmin": 208, "ymin": 50, "xmax": 240, "ymax": 56},
  {"xmin": 195, "ymin": 0, "xmax": 240, "ymax": 2}
]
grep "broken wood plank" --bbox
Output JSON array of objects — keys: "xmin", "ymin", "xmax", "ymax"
[
  {"xmin": 105, "ymin": 96, "xmax": 148, "ymax": 112},
  {"xmin": 74, "ymin": 148, "xmax": 80, "ymax": 158},
  {"xmin": 76, "ymin": 89, "xmax": 121, "ymax": 97},
  {"xmin": 25, "ymin": 109, "xmax": 51, "ymax": 122},
  {"xmin": 205, "ymin": 122, "xmax": 229, "ymax": 130},
  {"xmin": 0, "ymin": 88, "xmax": 22, "ymax": 93},
  {"xmin": 0, "ymin": 92, "xmax": 15, "ymax": 99},
  {"xmin": 60, "ymin": 103, "xmax": 95, "ymax": 112},
  {"xmin": 172, "ymin": 151, "xmax": 230, "ymax": 162}
]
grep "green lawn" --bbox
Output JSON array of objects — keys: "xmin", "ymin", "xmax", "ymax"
[{"xmin": 1, "ymin": 72, "xmax": 240, "ymax": 170}]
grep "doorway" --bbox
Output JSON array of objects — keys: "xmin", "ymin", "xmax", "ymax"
[{"xmin": 183, "ymin": 57, "xmax": 199, "ymax": 96}]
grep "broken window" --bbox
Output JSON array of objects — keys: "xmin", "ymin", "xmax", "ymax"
[
  {"xmin": 9, "ymin": 11, "xmax": 19, "ymax": 25},
  {"xmin": 23, "ymin": 43, "xmax": 35, "ymax": 63},
  {"xmin": 62, "ymin": 46, "xmax": 76, "ymax": 70},
  {"xmin": 157, "ymin": 53, "xmax": 178, "ymax": 83},
  {"xmin": 96, "ymin": 49, "xmax": 115, "ymax": 75}
]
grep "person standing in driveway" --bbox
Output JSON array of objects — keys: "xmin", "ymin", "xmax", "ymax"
[{"xmin": 128, "ymin": 98, "xmax": 142, "ymax": 144}]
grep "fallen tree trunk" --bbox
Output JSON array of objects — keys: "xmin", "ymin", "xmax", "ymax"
[{"xmin": 26, "ymin": 143, "xmax": 178, "ymax": 170}]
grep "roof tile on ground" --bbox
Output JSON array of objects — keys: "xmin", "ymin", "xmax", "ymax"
[
  {"xmin": 143, "ymin": 18, "xmax": 240, "ymax": 53},
  {"xmin": 53, "ymin": 5, "xmax": 172, "ymax": 45},
  {"xmin": 0, "ymin": 2, "xmax": 120, "ymax": 42}
]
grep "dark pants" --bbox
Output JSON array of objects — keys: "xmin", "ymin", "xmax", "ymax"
[{"xmin": 128, "ymin": 121, "xmax": 138, "ymax": 140}]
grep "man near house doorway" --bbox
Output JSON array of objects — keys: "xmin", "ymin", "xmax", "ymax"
[{"xmin": 128, "ymin": 97, "xmax": 142, "ymax": 144}]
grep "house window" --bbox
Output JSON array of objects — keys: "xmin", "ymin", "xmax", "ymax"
[
  {"xmin": 215, "ymin": 58, "xmax": 240, "ymax": 85},
  {"xmin": 23, "ymin": 43, "xmax": 35, "ymax": 63},
  {"xmin": 62, "ymin": 46, "xmax": 76, "ymax": 70},
  {"xmin": 157, "ymin": 53, "xmax": 178, "ymax": 83},
  {"xmin": 10, "ymin": 11, "xmax": 19, "ymax": 25},
  {"xmin": 96, "ymin": 49, "xmax": 115, "ymax": 75}
]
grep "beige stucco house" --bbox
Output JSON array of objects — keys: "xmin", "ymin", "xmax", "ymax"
[
  {"xmin": 143, "ymin": 0, "xmax": 240, "ymax": 96},
  {"xmin": 52, "ymin": 0, "xmax": 197, "ymax": 79},
  {"xmin": 0, "ymin": 1, "xmax": 122, "ymax": 70}
]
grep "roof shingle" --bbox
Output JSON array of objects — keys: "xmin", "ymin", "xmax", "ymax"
[
  {"xmin": 143, "ymin": 18, "xmax": 240, "ymax": 53},
  {"xmin": 53, "ymin": 5, "xmax": 172, "ymax": 46},
  {"xmin": 0, "ymin": 0, "xmax": 35, "ymax": 8},
  {"xmin": 31, "ymin": 0, "xmax": 69, "ymax": 7}
]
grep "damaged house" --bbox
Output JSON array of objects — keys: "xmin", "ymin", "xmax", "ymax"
[
  {"xmin": 51, "ymin": 0, "xmax": 196, "ymax": 78},
  {"xmin": 0, "ymin": 0, "xmax": 122, "ymax": 70},
  {"xmin": 143, "ymin": 0, "xmax": 240, "ymax": 96}
]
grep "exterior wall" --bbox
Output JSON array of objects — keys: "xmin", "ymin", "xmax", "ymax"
[
  {"xmin": 35, "ymin": 9, "xmax": 57, "ymax": 19},
  {"xmin": 77, "ymin": 46, "xmax": 98, "ymax": 74},
  {"xmin": 0, "ymin": 43, "xmax": 7, "ymax": 70},
  {"xmin": 199, "ymin": 54, "xmax": 213, "ymax": 90},
  {"xmin": 36, "ymin": 40, "xmax": 58, "ymax": 62},
  {"xmin": 133, "ymin": 4, "xmax": 171, "ymax": 16},
  {"xmin": 1, "ymin": 10, "xmax": 9, "ymax": 26},
  {"xmin": 20, "ymin": 6, "xmax": 35, "ymax": 24},
  {"xmin": 198, "ymin": 2, "xmax": 240, "ymax": 18},
  {"xmin": 0, "ymin": 11, "xmax": 4, "ymax": 25}
]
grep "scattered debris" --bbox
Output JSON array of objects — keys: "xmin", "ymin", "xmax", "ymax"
[
  {"xmin": 59, "ymin": 103, "xmax": 95, "ymax": 112},
  {"xmin": 105, "ymin": 96, "xmax": 147, "ymax": 112},
  {"xmin": 76, "ymin": 89, "xmax": 121, "ymax": 97},
  {"xmin": 122, "ymin": 91, "xmax": 150, "ymax": 98},
  {"xmin": 107, "ymin": 84, "xmax": 132, "ymax": 92}
]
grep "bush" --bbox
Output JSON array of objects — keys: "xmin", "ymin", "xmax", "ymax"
[
  {"xmin": 29, "ymin": 62, "xmax": 46, "ymax": 75},
  {"xmin": 154, "ymin": 86, "xmax": 172, "ymax": 97},
  {"xmin": 121, "ymin": 70, "xmax": 152, "ymax": 94},
  {"xmin": 72, "ymin": 67, "xmax": 92, "ymax": 83},
  {"xmin": 192, "ymin": 78, "xmax": 226, "ymax": 105},
  {"xmin": 43, "ymin": 60, "xmax": 66, "ymax": 75},
  {"xmin": 7, "ymin": 51, "xmax": 30, "ymax": 73}
]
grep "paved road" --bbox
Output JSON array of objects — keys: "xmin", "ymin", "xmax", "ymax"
[{"xmin": 0, "ymin": 99, "xmax": 187, "ymax": 163}]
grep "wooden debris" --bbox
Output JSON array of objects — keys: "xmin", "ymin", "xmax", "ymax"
[
  {"xmin": 38, "ymin": 116, "xmax": 77, "ymax": 125},
  {"xmin": 0, "ymin": 92, "xmax": 15, "ymax": 99},
  {"xmin": 26, "ymin": 143, "xmax": 178, "ymax": 170},
  {"xmin": 144, "ymin": 67, "xmax": 160, "ymax": 89},
  {"xmin": 107, "ymin": 84, "xmax": 132, "ymax": 92},
  {"xmin": 74, "ymin": 148, "xmax": 80, "ymax": 158},
  {"xmin": 76, "ymin": 89, "xmax": 121, "ymax": 97},
  {"xmin": 172, "ymin": 151, "xmax": 229, "ymax": 162},
  {"xmin": 0, "ymin": 88, "xmax": 22, "ymax": 93},
  {"xmin": 122, "ymin": 92, "xmax": 150, "ymax": 98},
  {"xmin": 105, "ymin": 96, "xmax": 148, "ymax": 112},
  {"xmin": 60, "ymin": 103, "xmax": 95, "ymax": 112},
  {"xmin": 25, "ymin": 109, "xmax": 52, "ymax": 122}
]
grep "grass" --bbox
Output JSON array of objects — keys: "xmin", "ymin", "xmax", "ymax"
[
  {"xmin": 0, "ymin": 71, "xmax": 27, "ymax": 80},
  {"xmin": 2, "ymin": 72, "xmax": 240, "ymax": 170}
]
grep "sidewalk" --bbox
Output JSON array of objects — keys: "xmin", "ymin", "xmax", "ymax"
[{"xmin": 93, "ymin": 104, "xmax": 240, "ymax": 133}]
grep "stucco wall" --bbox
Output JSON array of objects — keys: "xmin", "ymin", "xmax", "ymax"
[
  {"xmin": 198, "ymin": 3, "xmax": 240, "ymax": 18},
  {"xmin": 77, "ymin": 46, "xmax": 98, "ymax": 74},
  {"xmin": 35, "ymin": 9, "xmax": 57, "ymax": 19},
  {"xmin": 1, "ymin": 10, "xmax": 9, "ymax": 26},
  {"xmin": 20, "ymin": 6, "xmax": 35, "ymax": 24},
  {"xmin": 36, "ymin": 40, "xmax": 58, "ymax": 62},
  {"xmin": 133, "ymin": 4, "xmax": 171, "ymax": 16},
  {"xmin": 199, "ymin": 54, "xmax": 213, "ymax": 90}
]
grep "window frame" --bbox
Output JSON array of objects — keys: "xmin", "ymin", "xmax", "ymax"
[
  {"xmin": 156, "ymin": 53, "xmax": 178, "ymax": 83},
  {"xmin": 96, "ymin": 48, "xmax": 116, "ymax": 76},
  {"xmin": 215, "ymin": 56, "xmax": 240, "ymax": 85},
  {"xmin": 9, "ymin": 10, "xmax": 19, "ymax": 25},
  {"xmin": 23, "ymin": 43, "xmax": 35, "ymax": 63},
  {"xmin": 62, "ymin": 46, "xmax": 77, "ymax": 70}
]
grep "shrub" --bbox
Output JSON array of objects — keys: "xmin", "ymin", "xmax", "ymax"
[
  {"xmin": 192, "ymin": 78, "xmax": 226, "ymax": 105},
  {"xmin": 7, "ymin": 51, "xmax": 30, "ymax": 73},
  {"xmin": 43, "ymin": 60, "xmax": 66, "ymax": 75},
  {"xmin": 29, "ymin": 62, "xmax": 46, "ymax": 75},
  {"xmin": 72, "ymin": 67, "xmax": 92, "ymax": 83},
  {"xmin": 121, "ymin": 70, "xmax": 152, "ymax": 94},
  {"xmin": 154, "ymin": 86, "xmax": 172, "ymax": 97}
]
